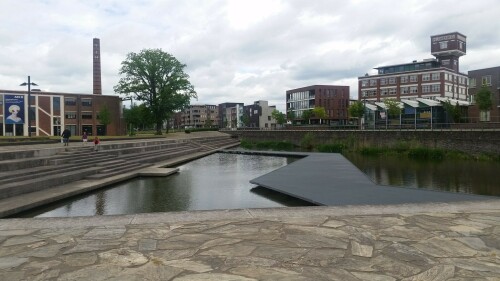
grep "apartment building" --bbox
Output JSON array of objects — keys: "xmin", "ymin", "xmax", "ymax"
[
  {"xmin": 242, "ymin": 100, "xmax": 277, "ymax": 129},
  {"xmin": 468, "ymin": 66, "xmax": 500, "ymax": 122},
  {"xmin": 286, "ymin": 85, "xmax": 350, "ymax": 125},
  {"xmin": 180, "ymin": 104, "xmax": 218, "ymax": 128}
]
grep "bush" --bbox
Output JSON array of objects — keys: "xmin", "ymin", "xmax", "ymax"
[
  {"xmin": 408, "ymin": 147, "xmax": 444, "ymax": 161},
  {"xmin": 300, "ymin": 133, "xmax": 315, "ymax": 149},
  {"xmin": 317, "ymin": 143, "xmax": 346, "ymax": 153}
]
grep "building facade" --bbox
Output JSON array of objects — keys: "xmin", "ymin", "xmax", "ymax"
[
  {"xmin": 286, "ymin": 85, "xmax": 350, "ymax": 125},
  {"xmin": 242, "ymin": 100, "xmax": 277, "ymax": 129},
  {"xmin": 468, "ymin": 66, "xmax": 500, "ymax": 122},
  {"xmin": 358, "ymin": 32, "xmax": 469, "ymax": 103},
  {"xmin": 180, "ymin": 104, "xmax": 218, "ymax": 128},
  {"xmin": 0, "ymin": 90, "xmax": 124, "ymax": 137},
  {"xmin": 218, "ymin": 102, "xmax": 244, "ymax": 129}
]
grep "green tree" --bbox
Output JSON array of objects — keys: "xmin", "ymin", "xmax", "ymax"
[
  {"xmin": 476, "ymin": 84, "xmax": 493, "ymax": 121},
  {"xmin": 240, "ymin": 114, "xmax": 250, "ymax": 127},
  {"xmin": 97, "ymin": 104, "xmax": 112, "ymax": 135},
  {"xmin": 204, "ymin": 118, "xmax": 213, "ymax": 128},
  {"xmin": 271, "ymin": 109, "xmax": 286, "ymax": 127},
  {"xmin": 287, "ymin": 110, "xmax": 296, "ymax": 123},
  {"xmin": 348, "ymin": 101, "xmax": 365, "ymax": 119},
  {"xmin": 114, "ymin": 49, "xmax": 197, "ymax": 135},
  {"xmin": 123, "ymin": 104, "xmax": 154, "ymax": 133},
  {"xmin": 442, "ymin": 100, "xmax": 462, "ymax": 123},
  {"xmin": 384, "ymin": 99, "xmax": 402, "ymax": 117},
  {"xmin": 312, "ymin": 106, "xmax": 327, "ymax": 124},
  {"xmin": 348, "ymin": 101, "xmax": 365, "ymax": 129},
  {"xmin": 301, "ymin": 109, "xmax": 313, "ymax": 124}
]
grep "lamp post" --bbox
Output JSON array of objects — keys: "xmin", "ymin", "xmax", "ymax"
[{"xmin": 19, "ymin": 76, "xmax": 38, "ymax": 137}]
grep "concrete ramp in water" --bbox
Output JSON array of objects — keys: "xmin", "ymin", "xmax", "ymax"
[{"xmin": 249, "ymin": 152, "xmax": 493, "ymax": 206}]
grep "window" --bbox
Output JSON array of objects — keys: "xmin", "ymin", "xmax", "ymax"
[
  {"xmin": 361, "ymin": 80, "xmax": 368, "ymax": 87},
  {"xmin": 480, "ymin": 110, "xmax": 491, "ymax": 122},
  {"xmin": 482, "ymin": 75, "xmax": 492, "ymax": 86},
  {"xmin": 380, "ymin": 78, "xmax": 387, "ymax": 86},
  {"xmin": 400, "ymin": 76, "xmax": 408, "ymax": 83},
  {"xmin": 432, "ymin": 85, "xmax": 440, "ymax": 92},
  {"xmin": 401, "ymin": 87, "xmax": 409, "ymax": 95},
  {"xmin": 82, "ymin": 112, "xmax": 93, "ymax": 119},
  {"xmin": 65, "ymin": 98, "xmax": 76, "ymax": 106},
  {"xmin": 82, "ymin": 99, "xmax": 92, "ymax": 106},
  {"xmin": 388, "ymin": 77, "xmax": 396, "ymax": 84},
  {"xmin": 431, "ymin": 73, "xmax": 440, "ymax": 80},
  {"xmin": 410, "ymin": 75, "xmax": 418, "ymax": 82},
  {"xmin": 267, "ymin": 116, "xmax": 271, "ymax": 121},
  {"xmin": 410, "ymin": 86, "xmax": 418, "ymax": 94},
  {"xmin": 369, "ymin": 79, "xmax": 377, "ymax": 86},
  {"xmin": 388, "ymin": 88, "xmax": 396, "ymax": 95},
  {"xmin": 422, "ymin": 85, "xmax": 431, "ymax": 93},
  {"xmin": 469, "ymin": 78, "xmax": 476, "ymax": 88},
  {"xmin": 442, "ymin": 59, "xmax": 450, "ymax": 66},
  {"xmin": 422, "ymin": 74, "xmax": 430, "ymax": 81},
  {"xmin": 65, "ymin": 112, "xmax": 76, "ymax": 119},
  {"xmin": 439, "ymin": 41, "xmax": 448, "ymax": 49},
  {"xmin": 381, "ymin": 88, "xmax": 389, "ymax": 96}
]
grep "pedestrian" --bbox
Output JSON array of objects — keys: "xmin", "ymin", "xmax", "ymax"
[
  {"xmin": 94, "ymin": 136, "xmax": 100, "ymax": 151},
  {"xmin": 82, "ymin": 131, "xmax": 88, "ymax": 145},
  {"xmin": 61, "ymin": 128, "xmax": 71, "ymax": 146}
]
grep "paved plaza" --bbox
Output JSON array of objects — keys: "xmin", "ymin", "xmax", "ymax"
[{"xmin": 1, "ymin": 202, "xmax": 500, "ymax": 280}]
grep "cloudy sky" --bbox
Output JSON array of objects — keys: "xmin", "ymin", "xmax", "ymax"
[{"xmin": 2, "ymin": 0, "xmax": 500, "ymax": 111}]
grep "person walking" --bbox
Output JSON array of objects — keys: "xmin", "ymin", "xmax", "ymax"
[
  {"xmin": 61, "ymin": 128, "xmax": 71, "ymax": 146},
  {"xmin": 93, "ymin": 136, "xmax": 100, "ymax": 151},
  {"xmin": 82, "ymin": 131, "xmax": 88, "ymax": 145}
]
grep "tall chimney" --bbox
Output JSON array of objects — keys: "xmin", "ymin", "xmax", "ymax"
[{"xmin": 93, "ymin": 38, "xmax": 102, "ymax": 95}]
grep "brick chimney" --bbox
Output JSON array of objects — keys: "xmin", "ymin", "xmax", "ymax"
[{"xmin": 93, "ymin": 38, "xmax": 102, "ymax": 95}]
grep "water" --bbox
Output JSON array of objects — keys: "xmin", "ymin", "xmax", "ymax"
[
  {"xmin": 18, "ymin": 153, "xmax": 309, "ymax": 218},
  {"xmin": 344, "ymin": 153, "xmax": 500, "ymax": 196}
]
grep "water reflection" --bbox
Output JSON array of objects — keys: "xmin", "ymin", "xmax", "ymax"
[
  {"xmin": 344, "ymin": 153, "xmax": 500, "ymax": 196},
  {"xmin": 17, "ymin": 154, "xmax": 303, "ymax": 218}
]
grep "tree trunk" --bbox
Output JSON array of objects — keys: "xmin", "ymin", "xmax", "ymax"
[{"xmin": 156, "ymin": 121, "xmax": 163, "ymax": 135}]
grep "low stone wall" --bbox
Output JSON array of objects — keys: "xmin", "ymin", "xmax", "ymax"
[{"xmin": 226, "ymin": 130, "xmax": 500, "ymax": 155}]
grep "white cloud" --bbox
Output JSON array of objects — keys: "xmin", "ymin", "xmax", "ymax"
[{"xmin": 1, "ymin": 0, "xmax": 500, "ymax": 112}]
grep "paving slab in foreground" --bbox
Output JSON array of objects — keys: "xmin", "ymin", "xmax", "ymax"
[{"xmin": 250, "ymin": 152, "xmax": 495, "ymax": 206}]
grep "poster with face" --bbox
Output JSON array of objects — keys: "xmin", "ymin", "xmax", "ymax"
[{"xmin": 4, "ymin": 95, "xmax": 25, "ymax": 124}]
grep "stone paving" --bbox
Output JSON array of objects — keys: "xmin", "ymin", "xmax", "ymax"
[{"xmin": 1, "ymin": 202, "xmax": 500, "ymax": 280}]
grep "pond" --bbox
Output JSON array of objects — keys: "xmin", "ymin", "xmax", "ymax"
[{"xmin": 17, "ymin": 153, "xmax": 310, "ymax": 218}]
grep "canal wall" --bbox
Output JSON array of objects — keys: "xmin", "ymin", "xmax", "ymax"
[{"xmin": 226, "ymin": 130, "xmax": 500, "ymax": 155}]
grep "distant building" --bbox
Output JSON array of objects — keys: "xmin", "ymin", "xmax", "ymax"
[
  {"xmin": 468, "ymin": 66, "xmax": 500, "ymax": 122},
  {"xmin": 218, "ymin": 102, "xmax": 244, "ymax": 129},
  {"xmin": 0, "ymin": 90, "xmax": 125, "ymax": 137},
  {"xmin": 358, "ymin": 32, "xmax": 469, "ymax": 103},
  {"xmin": 179, "ymin": 104, "xmax": 218, "ymax": 128},
  {"xmin": 242, "ymin": 100, "xmax": 277, "ymax": 129},
  {"xmin": 286, "ymin": 85, "xmax": 350, "ymax": 125}
]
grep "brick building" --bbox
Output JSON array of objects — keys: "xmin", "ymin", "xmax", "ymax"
[
  {"xmin": 468, "ymin": 66, "xmax": 500, "ymax": 122},
  {"xmin": 0, "ymin": 90, "xmax": 124, "ymax": 137},
  {"xmin": 179, "ymin": 104, "xmax": 218, "ymax": 128},
  {"xmin": 286, "ymin": 85, "xmax": 350, "ymax": 125}
]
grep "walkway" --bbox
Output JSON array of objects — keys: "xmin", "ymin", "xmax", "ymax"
[{"xmin": 1, "ymin": 201, "xmax": 500, "ymax": 280}]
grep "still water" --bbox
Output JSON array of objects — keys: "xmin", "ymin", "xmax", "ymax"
[
  {"xmin": 344, "ymin": 153, "xmax": 500, "ymax": 196},
  {"xmin": 18, "ymin": 153, "xmax": 307, "ymax": 218}
]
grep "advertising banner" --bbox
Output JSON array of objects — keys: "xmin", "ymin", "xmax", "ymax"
[{"xmin": 4, "ymin": 94, "xmax": 25, "ymax": 124}]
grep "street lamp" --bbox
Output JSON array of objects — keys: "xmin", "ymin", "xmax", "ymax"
[{"xmin": 19, "ymin": 76, "xmax": 38, "ymax": 137}]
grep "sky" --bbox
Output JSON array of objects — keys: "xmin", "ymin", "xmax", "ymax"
[{"xmin": 1, "ymin": 0, "xmax": 500, "ymax": 112}]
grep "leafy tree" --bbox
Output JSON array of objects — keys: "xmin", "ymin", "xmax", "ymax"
[
  {"xmin": 476, "ymin": 84, "xmax": 493, "ymax": 119},
  {"xmin": 384, "ymin": 99, "xmax": 402, "ymax": 117},
  {"xmin": 114, "ymin": 49, "xmax": 197, "ymax": 135},
  {"xmin": 97, "ymin": 104, "xmax": 111, "ymax": 135},
  {"xmin": 204, "ymin": 119, "xmax": 213, "ymax": 128},
  {"xmin": 301, "ymin": 109, "xmax": 313, "ymax": 124},
  {"xmin": 123, "ymin": 104, "xmax": 154, "ymax": 133},
  {"xmin": 348, "ymin": 101, "xmax": 365, "ymax": 119},
  {"xmin": 240, "ymin": 114, "xmax": 251, "ymax": 127},
  {"xmin": 312, "ymin": 106, "xmax": 327, "ymax": 124},
  {"xmin": 271, "ymin": 109, "xmax": 286, "ymax": 126},
  {"xmin": 287, "ymin": 110, "xmax": 296, "ymax": 123},
  {"xmin": 442, "ymin": 100, "xmax": 462, "ymax": 123}
]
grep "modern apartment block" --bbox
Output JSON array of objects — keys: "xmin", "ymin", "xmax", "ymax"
[
  {"xmin": 358, "ymin": 32, "xmax": 469, "ymax": 103},
  {"xmin": 242, "ymin": 100, "xmax": 277, "ymax": 129},
  {"xmin": 179, "ymin": 104, "xmax": 218, "ymax": 128},
  {"xmin": 218, "ymin": 102, "xmax": 244, "ymax": 129},
  {"xmin": 286, "ymin": 85, "xmax": 350, "ymax": 125},
  {"xmin": 468, "ymin": 66, "xmax": 500, "ymax": 122},
  {"xmin": 0, "ymin": 90, "xmax": 124, "ymax": 137}
]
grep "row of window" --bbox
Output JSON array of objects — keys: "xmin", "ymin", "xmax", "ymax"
[
  {"xmin": 64, "ymin": 98, "xmax": 92, "ymax": 106},
  {"xmin": 362, "ymin": 85, "xmax": 441, "ymax": 97},
  {"xmin": 287, "ymin": 91, "xmax": 314, "ymax": 101},
  {"xmin": 469, "ymin": 76, "xmax": 492, "ymax": 88},
  {"xmin": 361, "ymin": 73, "xmax": 467, "ymax": 87},
  {"xmin": 65, "ymin": 112, "xmax": 98, "ymax": 119}
]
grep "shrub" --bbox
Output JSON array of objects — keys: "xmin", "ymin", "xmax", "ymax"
[
  {"xmin": 300, "ymin": 133, "xmax": 315, "ymax": 149},
  {"xmin": 317, "ymin": 143, "xmax": 346, "ymax": 153}
]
